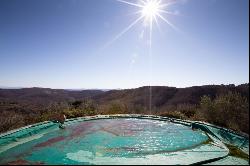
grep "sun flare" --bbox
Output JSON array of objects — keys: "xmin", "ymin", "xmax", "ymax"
[
  {"xmin": 117, "ymin": 0, "xmax": 179, "ymax": 28},
  {"xmin": 141, "ymin": 1, "xmax": 160, "ymax": 20},
  {"xmin": 104, "ymin": 0, "xmax": 179, "ymax": 49}
]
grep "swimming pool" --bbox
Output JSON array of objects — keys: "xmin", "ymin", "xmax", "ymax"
[{"xmin": 0, "ymin": 115, "xmax": 248, "ymax": 165}]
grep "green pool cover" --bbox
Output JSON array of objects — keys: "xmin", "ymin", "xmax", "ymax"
[{"xmin": 0, "ymin": 115, "xmax": 249, "ymax": 165}]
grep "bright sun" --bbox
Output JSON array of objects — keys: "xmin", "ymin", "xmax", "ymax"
[
  {"xmin": 142, "ymin": 1, "xmax": 160, "ymax": 20},
  {"xmin": 104, "ymin": 0, "xmax": 179, "ymax": 48},
  {"xmin": 104, "ymin": 0, "xmax": 180, "ymax": 111},
  {"xmin": 117, "ymin": 0, "xmax": 178, "ymax": 29}
]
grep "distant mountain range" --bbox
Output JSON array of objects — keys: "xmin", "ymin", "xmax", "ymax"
[
  {"xmin": 0, "ymin": 83, "xmax": 249, "ymax": 134},
  {"xmin": 0, "ymin": 84, "xmax": 248, "ymax": 110},
  {"xmin": 0, "ymin": 86, "xmax": 24, "ymax": 89},
  {"xmin": 0, "ymin": 86, "xmax": 112, "ymax": 91},
  {"xmin": 0, "ymin": 88, "xmax": 103, "ymax": 106},
  {"xmin": 94, "ymin": 84, "xmax": 249, "ymax": 110},
  {"xmin": 65, "ymin": 89, "xmax": 113, "ymax": 92}
]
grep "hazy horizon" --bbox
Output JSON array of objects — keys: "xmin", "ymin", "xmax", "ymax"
[
  {"xmin": 0, "ymin": 82, "xmax": 248, "ymax": 90},
  {"xmin": 0, "ymin": 0, "xmax": 249, "ymax": 89}
]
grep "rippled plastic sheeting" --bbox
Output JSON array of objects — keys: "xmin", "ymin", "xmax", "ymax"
[
  {"xmin": 205, "ymin": 156, "xmax": 249, "ymax": 165},
  {"xmin": 0, "ymin": 122, "xmax": 57, "ymax": 148},
  {"xmin": 191, "ymin": 122, "xmax": 249, "ymax": 155},
  {"xmin": 0, "ymin": 115, "xmax": 248, "ymax": 165}
]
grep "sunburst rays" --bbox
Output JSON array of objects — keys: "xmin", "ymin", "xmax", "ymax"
[{"xmin": 103, "ymin": 0, "xmax": 179, "ymax": 48}]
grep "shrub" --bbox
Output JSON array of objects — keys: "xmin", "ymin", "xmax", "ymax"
[
  {"xmin": 63, "ymin": 99, "xmax": 97, "ymax": 118},
  {"xmin": 176, "ymin": 104, "xmax": 197, "ymax": 118},
  {"xmin": 100, "ymin": 101, "xmax": 129, "ymax": 115},
  {"xmin": 0, "ymin": 111, "xmax": 25, "ymax": 133},
  {"xmin": 159, "ymin": 111, "xmax": 185, "ymax": 119},
  {"xmin": 200, "ymin": 91, "xmax": 249, "ymax": 134}
]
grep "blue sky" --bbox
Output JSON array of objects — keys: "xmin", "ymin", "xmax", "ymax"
[{"xmin": 0, "ymin": 0, "xmax": 249, "ymax": 89}]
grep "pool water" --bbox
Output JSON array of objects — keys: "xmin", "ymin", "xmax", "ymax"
[{"xmin": 0, "ymin": 118, "xmax": 209, "ymax": 165}]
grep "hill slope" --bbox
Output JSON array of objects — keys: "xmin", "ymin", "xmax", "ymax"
[
  {"xmin": 0, "ymin": 84, "xmax": 248, "ymax": 134},
  {"xmin": 93, "ymin": 84, "xmax": 249, "ymax": 113}
]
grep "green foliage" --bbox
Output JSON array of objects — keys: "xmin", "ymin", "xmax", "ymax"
[
  {"xmin": 159, "ymin": 111, "xmax": 185, "ymax": 119},
  {"xmin": 103, "ymin": 101, "xmax": 129, "ymax": 115},
  {"xmin": 133, "ymin": 105, "xmax": 146, "ymax": 114},
  {"xmin": 36, "ymin": 99, "xmax": 98, "ymax": 122},
  {"xmin": 159, "ymin": 104, "xmax": 197, "ymax": 120},
  {"xmin": 200, "ymin": 91, "xmax": 249, "ymax": 133},
  {"xmin": 63, "ymin": 99, "xmax": 97, "ymax": 118},
  {"xmin": 177, "ymin": 104, "xmax": 197, "ymax": 118}
]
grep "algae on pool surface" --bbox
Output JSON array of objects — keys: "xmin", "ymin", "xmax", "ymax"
[{"xmin": 0, "ymin": 115, "xmax": 249, "ymax": 165}]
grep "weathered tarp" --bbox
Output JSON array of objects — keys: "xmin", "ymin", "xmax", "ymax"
[{"xmin": 0, "ymin": 115, "xmax": 248, "ymax": 165}]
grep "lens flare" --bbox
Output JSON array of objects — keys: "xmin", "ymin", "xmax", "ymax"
[
  {"xmin": 103, "ymin": 0, "xmax": 179, "ymax": 48},
  {"xmin": 142, "ymin": 1, "xmax": 160, "ymax": 19},
  {"xmin": 101, "ymin": 0, "xmax": 181, "ymax": 113}
]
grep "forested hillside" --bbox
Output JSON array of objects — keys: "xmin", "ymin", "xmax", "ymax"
[{"xmin": 0, "ymin": 84, "xmax": 248, "ymax": 134}]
